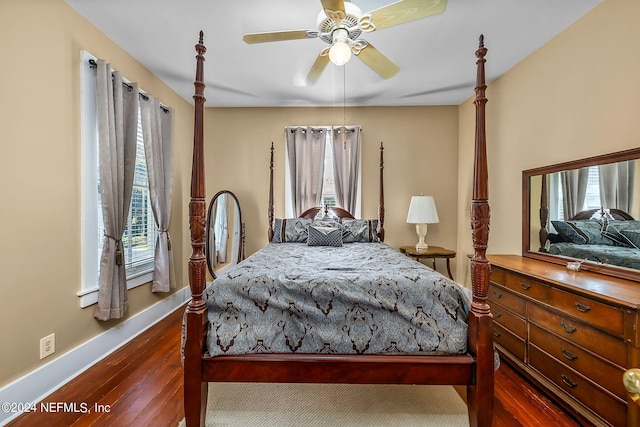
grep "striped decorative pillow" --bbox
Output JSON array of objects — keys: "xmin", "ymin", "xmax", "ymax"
[{"xmin": 272, "ymin": 218, "xmax": 311, "ymax": 243}]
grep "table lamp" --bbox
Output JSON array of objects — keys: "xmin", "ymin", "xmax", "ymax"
[{"xmin": 406, "ymin": 195, "xmax": 439, "ymax": 251}]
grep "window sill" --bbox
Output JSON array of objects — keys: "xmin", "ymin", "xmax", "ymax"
[{"xmin": 78, "ymin": 270, "xmax": 153, "ymax": 308}]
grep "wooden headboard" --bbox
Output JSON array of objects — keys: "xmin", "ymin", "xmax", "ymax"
[
  {"xmin": 267, "ymin": 141, "xmax": 386, "ymax": 242},
  {"xmin": 299, "ymin": 206, "xmax": 355, "ymax": 219},
  {"xmin": 570, "ymin": 208, "xmax": 634, "ymax": 221}
]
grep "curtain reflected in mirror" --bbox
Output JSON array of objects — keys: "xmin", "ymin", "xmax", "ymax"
[
  {"xmin": 523, "ymin": 148, "xmax": 640, "ymax": 282},
  {"xmin": 206, "ymin": 190, "xmax": 244, "ymax": 279}
]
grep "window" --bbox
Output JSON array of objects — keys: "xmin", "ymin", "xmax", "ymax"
[
  {"xmin": 550, "ymin": 166, "xmax": 601, "ymax": 222},
  {"xmin": 321, "ymin": 139, "xmax": 337, "ymax": 208},
  {"xmin": 284, "ymin": 126, "xmax": 361, "ymax": 218},
  {"xmin": 79, "ymin": 51, "xmax": 155, "ymax": 307},
  {"xmin": 583, "ymin": 167, "xmax": 601, "ymax": 211}
]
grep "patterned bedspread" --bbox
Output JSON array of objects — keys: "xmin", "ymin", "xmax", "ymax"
[
  {"xmin": 204, "ymin": 242, "xmax": 472, "ymax": 357},
  {"xmin": 549, "ymin": 242, "xmax": 640, "ymax": 270}
]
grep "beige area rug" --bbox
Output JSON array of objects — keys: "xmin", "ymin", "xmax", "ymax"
[{"xmin": 178, "ymin": 383, "xmax": 469, "ymax": 427}]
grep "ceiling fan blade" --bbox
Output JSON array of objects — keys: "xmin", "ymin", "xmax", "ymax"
[
  {"xmin": 243, "ymin": 30, "xmax": 319, "ymax": 44},
  {"xmin": 321, "ymin": 0, "xmax": 346, "ymax": 21},
  {"xmin": 366, "ymin": 0, "xmax": 446, "ymax": 31},
  {"xmin": 305, "ymin": 51, "xmax": 331, "ymax": 84},
  {"xmin": 355, "ymin": 43, "xmax": 400, "ymax": 79}
]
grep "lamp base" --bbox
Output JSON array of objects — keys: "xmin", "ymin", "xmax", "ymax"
[
  {"xmin": 415, "ymin": 242, "xmax": 429, "ymax": 252},
  {"xmin": 414, "ymin": 223, "xmax": 429, "ymax": 252}
]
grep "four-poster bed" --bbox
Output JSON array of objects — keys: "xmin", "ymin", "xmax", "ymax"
[{"xmin": 183, "ymin": 32, "xmax": 493, "ymax": 426}]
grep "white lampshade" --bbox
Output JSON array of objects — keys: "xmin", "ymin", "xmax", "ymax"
[
  {"xmin": 407, "ymin": 195, "xmax": 439, "ymax": 251},
  {"xmin": 406, "ymin": 195, "xmax": 439, "ymax": 224}
]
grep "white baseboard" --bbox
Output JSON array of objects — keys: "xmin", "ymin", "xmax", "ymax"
[{"xmin": 0, "ymin": 286, "xmax": 190, "ymax": 426}]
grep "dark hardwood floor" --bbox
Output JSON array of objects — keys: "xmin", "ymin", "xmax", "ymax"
[{"xmin": 8, "ymin": 306, "xmax": 579, "ymax": 427}]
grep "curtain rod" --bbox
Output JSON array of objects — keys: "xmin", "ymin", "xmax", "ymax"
[
  {"xmin": 287, "ymin": 126, "xmax": 362, "ymax": 133},
  {"xmin": 88, "ymin": 59, "xmax": 170, "ymax": 114}
]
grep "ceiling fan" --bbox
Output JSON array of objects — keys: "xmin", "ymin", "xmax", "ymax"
[{"xmin": 243, "ymin": 0, "xmax": 447, "ymax": 84}]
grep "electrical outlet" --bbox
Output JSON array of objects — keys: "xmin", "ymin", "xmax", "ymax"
[{"xmin": 40, "ymin": 333, "xmax": 55, "ymax": 359}]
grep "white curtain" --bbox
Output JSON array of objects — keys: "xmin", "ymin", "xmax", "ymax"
[
  {"xmin": 94, "ymin": 60, "xmax": 139, "ymax": 321},
  {"xmin": 215, "ymin": 194, "xmax": 229, "ymax": 263},
  {"xmin": 561, "ymin": 168, "xmax": 589, "ymax": 219},
  {"xmin": 331, "ymin": 126, "xmax": 361, "ymax": 214},
  {"xmin": 140, "ymin": 96, "xmax": 175, "ymax": 292},
  {"xmin": 286, "ymin": 127, "xmax": 326, "ymax": 216},
  {"xmin": 599, "ymin": 161, "xmax": 635, "ymax": 213}
]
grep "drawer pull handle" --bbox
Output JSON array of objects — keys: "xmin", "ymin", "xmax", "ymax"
[
  {"xmin": 520, "ymin": 282, "xmax": 531, "ymax": 290},
  {"xmin": 492, "ymin": 291, "xmax": 502, "ymax": 299},
  {"xmin": 493, "ymin": 310, "xmax": 502, "ymax": 318},
  {"xmin": 493, "ymin": 330, "xmax": 501, "ymax": 337},
  {"xmin": 574, "ymin": 302, "xmax": 591, "ymax": 313},
  {"xmin": 561, "ymin": 374, "xmax": 578, "ymax": 388},
  {"xmin": 561, "ymin": 348, "xmax": 578, "ymax": 361},
  {"xmin": 560, "ymin": 322, "xmax": 577, "ymax": 334}
]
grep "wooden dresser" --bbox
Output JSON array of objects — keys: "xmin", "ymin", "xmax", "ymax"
[{"xmin": 488, "ymin": 255, "xmax": 640, "ymax": 427}]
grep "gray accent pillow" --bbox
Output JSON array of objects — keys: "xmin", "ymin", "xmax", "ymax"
[
  {"xmin": 551, "ymin": 220, "xmax": 587, "ymax": 244},
  {"xmin": 272, "ymin": 218, "xmax": 311, "ymax": 243},
  {"xmin": 312, "ymin": 218, "xmax": 344, "ymax": 229},
  {"xmin": 620, "ymin": 230, "xmax": 640, "ymax": 249},
  {"xmin": 342, "ymin": 219, "xmax": 380, "ymax": 243},
  {"xmin": 569, "ymin": 219, "xmax": 614, "ymax": 246},
  {"xmin": 307, "ymin": 225, "xmax": 343, "ymax": 247},
  {"xmin": 551, "ymin": 220, "xmax": 613, "ymax": 245},
  {"xmin": 604, "ymin": 220, "xmax": 640, "ymax": 248}
]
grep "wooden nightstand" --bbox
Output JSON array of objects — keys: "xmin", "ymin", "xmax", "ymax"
[{"xmin": 399, "ymin": 245, "xmax": 456, "ymax": 280}]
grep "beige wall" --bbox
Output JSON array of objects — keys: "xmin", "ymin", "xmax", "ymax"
[
  {"xmin": 0, "ymin": 0, "xmax": 193, "ymax": 386},
  {"xmin": 4, "ymin": 0, "xmax": 637, "ymax": 393},
  {"xmin": 203, "ymin": 106, "xmax": 460, "ymax": 261},
  {"xmin": 456, "ymin": 0, "xmax": 640, "ymax": 284}
]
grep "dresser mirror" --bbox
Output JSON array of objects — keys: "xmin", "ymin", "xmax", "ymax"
[
  {"xmin": 522, "ymin": 148, "xmax": 640, "ymax": 282},
  {"xmin": 206, "ymin": 190, "xmax": 244, "ymax": 279}
]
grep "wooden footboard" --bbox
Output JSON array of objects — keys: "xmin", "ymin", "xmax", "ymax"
[{"xmin": 184, "ymin": 33, "xmax": 493, "ymax": 427}]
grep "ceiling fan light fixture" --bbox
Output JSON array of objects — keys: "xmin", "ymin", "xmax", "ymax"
[{"xmin": 329, "ymin": 28, "xmax": 351, "ymax": 66}]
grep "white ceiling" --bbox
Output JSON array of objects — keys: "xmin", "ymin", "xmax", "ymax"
[{"xmin": 65, "ymin": 0, "xmax": 600, "ymax": 107}]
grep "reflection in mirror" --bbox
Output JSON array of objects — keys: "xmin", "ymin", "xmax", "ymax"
[
  {"xmin": 523, "ymin": 148, "xmax": 640, "ymax": 282},
  {"xmin": 206, "ymin": 190, "xmax": 244, "ymax": 279}
]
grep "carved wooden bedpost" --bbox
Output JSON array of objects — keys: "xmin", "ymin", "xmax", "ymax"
[
  {"xmin": 539, "ymin": 174, "xmax": 549, "ymax": 251},
  {"xmin": 184, "ymin": 31, "xmax": 209, "ymax": 427},
  {"xmin": 378, "ymin": 142, "xmax": 385, "ymax": 242},
  {"xmin": 268, "ymin": 142, "xmax": 275, "ymax": 242},
  {"xmin": 467, "ymin": 34, "xmax": 494, "ymax": 427}
]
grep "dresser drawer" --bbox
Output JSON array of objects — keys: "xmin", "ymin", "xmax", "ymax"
[
  {"xmin": 529, "ymin": 324, "xmax": 626, "ymax": 400},
  {"xmin": 493, "ymin": 322, "xmax": 525, "ymax": 361},
  {"xmin": 503, "ymin": 271, "xmax": 551, "ymax": 303},
  {"xmin": 549, "ymin": 287, "xmax": 624, "ymax": 337},
  {"xmin": 491, "ymin": 301, "xmax": 526, "ymax": 338},
  {"xmin": 490, "ymin": 267, "xmax": 505, "ymax": 286},
  {"xmin": 529, "ymin": 344, "xmax": 626, "ymax": 427},
  {"xmin": 488, "ymin": 284, "xmax": 525, "ymax": 316},
  {"xmin": 528, "ymin": 304, "xmax": 626, "ymax": 367}
]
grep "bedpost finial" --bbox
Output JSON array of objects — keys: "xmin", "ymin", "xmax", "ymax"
[
  {"xmin": 195, "ymin": 31, "xmax": 206, "ymax": 55},
  {"xmin": 476, "ymin": 35, "xmax": 487, "ymax": 59}
]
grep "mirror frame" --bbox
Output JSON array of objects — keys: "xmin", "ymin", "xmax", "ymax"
[
  {"xmin": 522, "ymin": 147, "xmax": 640, "ymax": 283},
  {"xmin": 206, "ymin": 190, "xmax": 244, "ymax": 279}
]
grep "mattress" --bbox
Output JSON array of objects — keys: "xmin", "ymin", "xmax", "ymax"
[{"xmin": 203, "ymin": 242, "xmax": 472, "ymax": 357}]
